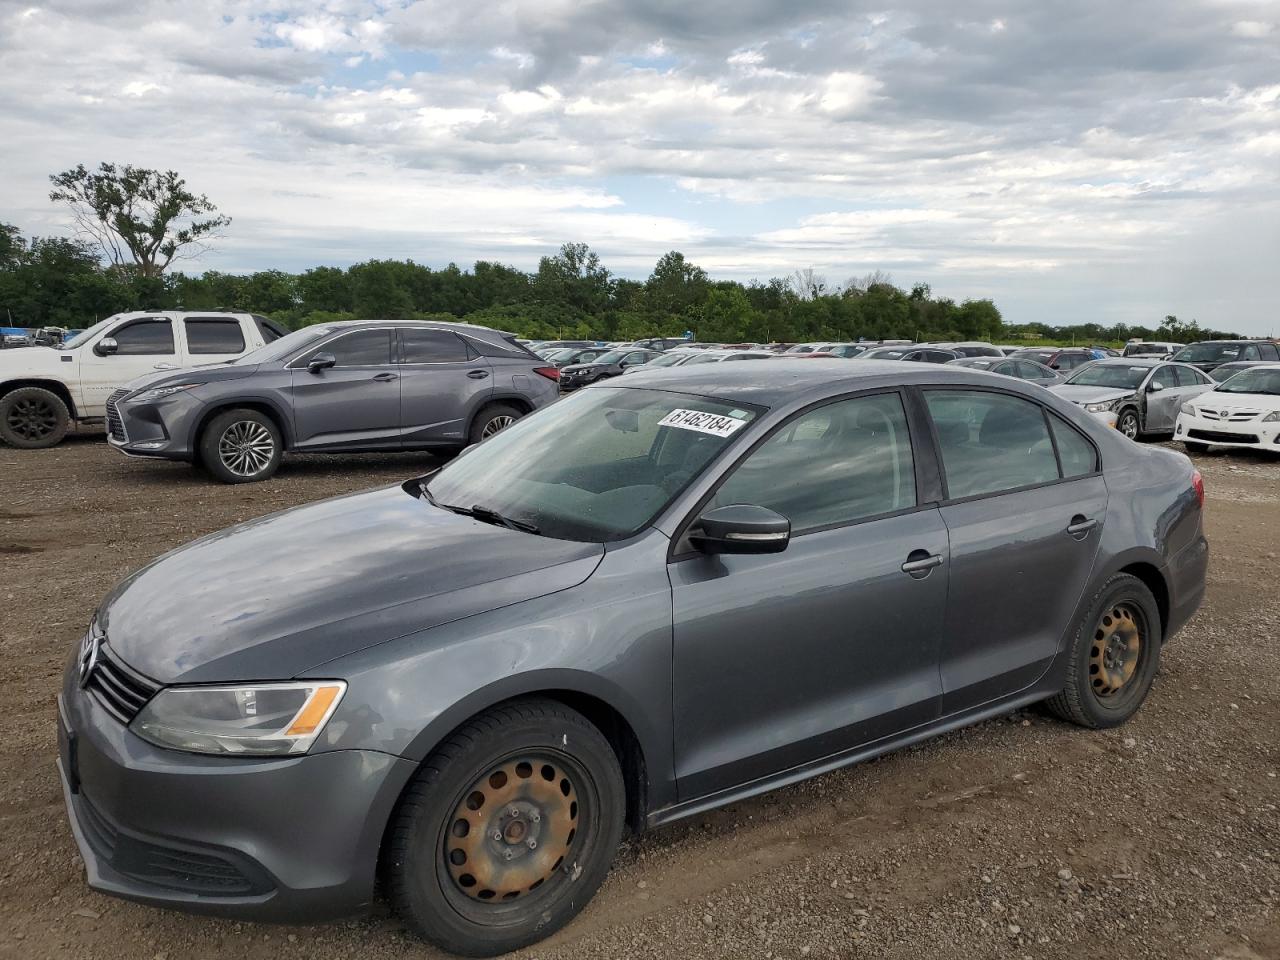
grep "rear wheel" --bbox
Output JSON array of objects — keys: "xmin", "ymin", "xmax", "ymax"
[
  {"xmin": 1045, "ymin": 573, "xmax": 1162, "ymax": 728},
  {"xmin": 1116, "ymin": 408, "xmax": 1141, "ymax": 440},
  {"xmin": 199, "ymin": 408, "xmax": 282, "ymax": 483},
  {"xmin": 0, "ymin": 386, "xmax": 70, "ymax": 449},
  {"xmin": 387, "ymin": 699, "xmax": 624, "ymax": 957},
  {"xmin": 469, "ymin": 403, "xmax": 523, "ymax": 445}
]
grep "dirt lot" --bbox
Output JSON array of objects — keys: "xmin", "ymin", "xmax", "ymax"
[{"xmin": 1, "ymin": 434, "xmax": 1277, "ymax": 960}]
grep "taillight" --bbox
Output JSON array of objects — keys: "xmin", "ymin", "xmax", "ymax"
[
  {"xmin": 1191, "ymin": 469, "xmax": 1204, "ymax": 508},
  {"xmin": 533, "ymin": 366, "xmax": 560, "ymax": 381}
]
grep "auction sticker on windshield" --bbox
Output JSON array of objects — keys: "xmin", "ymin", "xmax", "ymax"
[{"xmin": 659, "ymin": 408, "xmax": 750, "ymax": 437}]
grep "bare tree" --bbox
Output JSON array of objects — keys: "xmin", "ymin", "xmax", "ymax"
[
  {"xmin": 49, "ymin": 163, "xmax": 231, "ymax": 277},
  {"xmin": 788, "ymin": 267, "xmax": 829, "ymax": 300},
  {"xmin": 845, "ymin": 269, "xmax": 895, "ymax": 295}
]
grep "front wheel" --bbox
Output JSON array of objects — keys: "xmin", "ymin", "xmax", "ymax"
[
  {"xmin": 1045, "ymin": 573, "xmax": 1162, "ymax": 728},
  {"xmin": 1116, "ymin": 408, "xmax": 1141, "ymax": 440},
  {"xmin": 0, "ymin": 386, "xmax": 71, "ymax": 448},
  {"xmin": 387, "ymin": 699, "xmax": 624, "ymax": 957},
  {"xmin": 199, "ymin": 408, "xmax": 282, "ymax": 483}
]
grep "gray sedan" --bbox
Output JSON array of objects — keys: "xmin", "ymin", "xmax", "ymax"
[
  {"xmin": 60, "ymin": 359, "xmax": 1207, "ymax": 956},
  {"xmin": 948, "ymin": 355, "xmax": 1064, "ymax": 386},
  {"xmin": 1050, "ymin": 358, "xmax": 1215, "ymax": 439}
]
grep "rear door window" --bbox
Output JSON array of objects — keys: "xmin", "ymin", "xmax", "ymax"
[
  {"xmin": 184, "ymin": 318, "xmax": 247, "ymax": 355},
  {"xmin": 1050, "ymin": 415, "xmax": 1099, "ymax": 478},
  {"xmin": 401, "ymin": 328, "xmax": 471, "ymax": 363},
  {"xmin": 925, "ymin": 391, "xmax": 1059, "ymax": 499}
]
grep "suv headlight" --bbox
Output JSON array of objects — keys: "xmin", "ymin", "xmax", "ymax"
[
  {"xmin": 130, "ymin": 383, "xmax": 200, "ymax": 403},
  {"xmin": 1180, "ymin": 402, "xmax": 1197, "ymax": 416},
  {"xmin": 133, "ymin": 681, "xmax": 346, "ymax": 755},
  {"xmin": 1084, "ymin": 400, "xmax": 1118, "ymax": 413}
]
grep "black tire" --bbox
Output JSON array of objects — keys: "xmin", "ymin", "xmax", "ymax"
[
  {"xmin": 387, "ymin": 698, "xmax": 625, "ymax": 957},
  {"xmin": 1116, "ymin": 408, "xmax": 1141, "ymax": 440},
  {"xmin": 1183, "ymin": 441, "xmax": 1209, "ymax": 454},
  {"xmin": 0, "ymin": 386, "xmax": 71, "ymax": 449},
  {"xmin": 1045, "ymin": 573, "xmax": 1162, "ymax": 729},
  {"xmin": 468, "ymin": 403, "xmax": 523, "ymax": 445},
  {"xmin": 198, "ymin": 408, "xmax": 282, "ymax": 484}
]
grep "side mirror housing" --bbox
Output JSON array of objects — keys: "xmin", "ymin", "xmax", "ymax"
[
  {"xmin": 1148, "ymin": 381, "xmax": 1164, "ymax": 393},
  {"xmin": 308, "ymin": 352, "xmax": 337, "ymax": 374},
  {"xmin": 690, "ymin": 504, "xmax": 791, "ymax": 555},
  {"xmin": 95, "ymin": 337, "xmax": 119, "ymax": 357}
]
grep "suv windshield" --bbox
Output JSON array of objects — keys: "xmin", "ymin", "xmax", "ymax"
[
  {"xmin": 1215, "ymin": 369, "xmax": 1280, "ymax": 396},
  {"xmin": 231, "ymin": 326, "xmax": 331, "ymax": 365},
  {"xmin": 1065, "ymin": 364, "xmax": 1150, "ymax": 389},
  {"xmin": 425, "ymin": 387, "xmax": 761, "ymax": 542},
  {"xmin": 1174, "ymin": 343, "xmax": 1241, "ymax": 362},
  {"xmin": 61, "ymin": 315, "xmax": 121, "ymax": 350}
]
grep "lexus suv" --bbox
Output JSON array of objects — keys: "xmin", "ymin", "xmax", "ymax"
[
  {"xmin": 60, "ymin": 359, "xmax": 1206, "ymax": 956},
  {"xmin": 0, "ymin": 311, "xmax": 281, "ymax": 449},
  {"xmin": 105, "ymin": 320, "xmax": 559, "ymax": 483}
]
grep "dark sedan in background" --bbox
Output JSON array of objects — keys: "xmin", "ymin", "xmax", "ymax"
[
  {"xmin": 61, "ymin": 359, "xmax": 1206, "ymax": 956},
  {"xmin": 1010, "ymin": 347, "xmax": 1103, "ymax": 372},
  {"xmin": 558, "ymin": 347, "xmax": 662, "ymax": 390},
  {"xmin": 948, "ymin": 355, "xmax": 1064, "ymax": 385},
  {"xmin": 1172, "ymin": 340, "xmax": 1280, "ymax": 375},
  {"xmin": 105, "ymin": 320, "xmax": 559, "ymax": 483},
  {"xmin": 856, "ymin": 345, "xmax": 960, "ymax": 363}
]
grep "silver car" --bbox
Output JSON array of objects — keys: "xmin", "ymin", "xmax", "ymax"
[{"xmin": 1050, "ymin": 358, "xmax": 1214, "ymax": 439}]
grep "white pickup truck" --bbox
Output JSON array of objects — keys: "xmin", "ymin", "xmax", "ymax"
[{"xmin": 0, "ymin": 311, "xmax": 286, "ymax": 448}]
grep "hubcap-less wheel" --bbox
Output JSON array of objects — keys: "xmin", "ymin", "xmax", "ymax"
[
  {"xmin": 1089, "ymin": 603, "xmax": 1142, "ymax": 697},
  {"xmin": 217, "ymin": 421, "xmax": 275, "ymax": 477},
  {"xmin": 480, "ymin": 415, "xmax": 516, "ymax": 439},
  {"xmin": 1118, "ymin": 412, "xmax": 1139, "ymax": 439},
  {"xmin": 6, "ymin": 397, "xmax": 58, "ymax": 441},
  {"xmin": 445, "ymin": 757, "xmax": 579, "ymax": 903}
]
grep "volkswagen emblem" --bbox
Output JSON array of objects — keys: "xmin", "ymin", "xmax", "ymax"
[{"xmin": 77, "ymin": 631, "xmax": 101, "ymax": 688}]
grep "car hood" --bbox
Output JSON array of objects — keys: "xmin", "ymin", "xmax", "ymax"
[
  {"xmin": 1193, "ymin": 391, "xmax": 1280, "ymax": 412},
  {"xmin": 121, "ymin": 363, "xmax": 261, "ymax": 394},
  {"xmin": 99, "ymin": 484, "xmax": 605, "ymax": 683},
  {"xmin": 1049, "ymin": 385, "xmax": 1137, "ymax": 404},
  {"xmin": 0, "ymin": 345, "xmax": 65, "ymax": 374}
]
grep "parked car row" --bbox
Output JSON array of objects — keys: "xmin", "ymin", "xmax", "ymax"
[{"xmin": 58, "ymin": 355, "xmax": 1209, "ymax": 956}]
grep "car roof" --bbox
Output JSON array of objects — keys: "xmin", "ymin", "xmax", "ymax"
[
  {"xmin": 613, "ymin": 357, "xmax": 1028, "ymax": 407},
  {"xmin": 1088, "ymin": 357, "xmax": 1164, "ymax": 367}
]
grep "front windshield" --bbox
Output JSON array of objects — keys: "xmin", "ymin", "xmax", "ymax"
[
  {"xmin": 542, "ymin": 348, "xmax": 575, "ymax": 361},
  {"xmin": 864, "ymin": 349, "xmax": 907, "ymax": 360},
  {"xmin": 61, "ymin": 315, "xmax": 120, "ymax": 349},
  {"xmin": 682, "ymin": 353, "xmax": 726, "ymax": 365},
  {"xmin": 1174, "ymin": 343, "xmax": 1240, "ymax": 363},
  {"xmin": 231, "ymin": 326, "xmax": 330, "ymax": 365},
  {"xmin": 1216, "ymin": 369, "xmax": 1280, "ymax": 396},
  {"xmin": 1064, "ymin": 364, "xmax": 1149, "ymax": 389},
  {"xmin": 648, "ymin": 352, "xmax": 691, "ymax": 367},
  {"xmin": 591, "ymin": 350, "xmax": 627, "ymax": 365},
  {"xmin": 425, "ymin": 387, "xmax": 761, "ymax": 542}
]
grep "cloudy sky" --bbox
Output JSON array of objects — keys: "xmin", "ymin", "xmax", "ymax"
[{"xmin": 1, "ymin": 0, "xmax": 1277, "ymax": 333}]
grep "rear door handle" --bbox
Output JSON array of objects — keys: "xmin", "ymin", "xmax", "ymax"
[
  {"xmin": 372, "ymin": 372, "xmax": 399, "ymax": 382},
  {"xmin": 901, "ymin": 551, "xmax": 944, "ymax": 577},
  {"xmin": 467, "ymin": 370, "xmax": 490, "ymax": 380},
  {"xmin": 1066, "ymin": 516, "xmax": 1098, "ymax": 539}
]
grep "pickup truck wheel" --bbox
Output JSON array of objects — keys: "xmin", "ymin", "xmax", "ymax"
[
  {"xmin": 0, "ymin": 387, "xmax": 71, "ymax": 449},
  {"xmin": 199, "ymin": 409, "xmax": 282, "ymax": 483},
  {"xmin": 387, "ymin": 698, "xmax": 624, "ymax": 956}
]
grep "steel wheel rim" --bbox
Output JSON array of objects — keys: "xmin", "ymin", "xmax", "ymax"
[
  {"xmin": 1119, "ymin": 413, "xmax": 1138, "ymax": 439},
  {"xmin": 217, "ymin": 421, "xmax": 275, "ymax": 477},
  {"xmin": 1089, "ymin": 602, "xmax": 1143, "ymax": 697},
  {"xmin": 7, "ymin": 398, "xmax": 58, "ymax": 440},
  {"xmin": 481, "ymin": 415, "xmax": 516, "ymax": 438},
  {"xmin": 444, "ymin": 756, "xmax": 580, "ymax": 904}
]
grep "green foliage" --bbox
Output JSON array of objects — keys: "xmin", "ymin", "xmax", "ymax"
[{"xmin": 0, "ymin": 223, "xmax": 1249, "ymax": 347}]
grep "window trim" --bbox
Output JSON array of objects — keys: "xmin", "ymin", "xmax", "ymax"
[
  {"xmin": 668, "ymin": 386, "xmax": 931, "ymax": 562},
  {"xmin": 105, "ymin": 316, "xmax": 176, "ymax": 356},
  {"xmin": 917, "ymin": 384, "xmax": 1103, "ymax": 507},
  {"xmin": 182, "ymin": 316, "xmax": 248, "ymax": 356}
]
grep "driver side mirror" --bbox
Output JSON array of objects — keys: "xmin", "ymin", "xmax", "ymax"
[
  {"xmin": 308, "ymin": 352, "xmax": 337, "ymax": 374},
  {"xmin": 1148, "ymin": 381, "xmax": 1165, "ymax": 393},
  {"xmin": 690, "ymin": 504, "xmax": 791, "ymax": 555},
  {"xmin": 94, "ymin": 337, "xmax": 118, "ymax": 357}
]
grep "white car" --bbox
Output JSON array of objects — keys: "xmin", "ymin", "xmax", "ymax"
[
  {"xmin": 0, "ymin": 311, "xmax": 284, "ymax": 448},
  {"xmin": 1175, "ymin": 363, "xmax": 1280, "ymax": 454},
  {"xmin": 671, "ymin": 348, "xmax": 775, "ymax": 365}
]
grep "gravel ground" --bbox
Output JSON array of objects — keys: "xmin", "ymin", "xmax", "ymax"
[{"xmin": 0, "ymin": 433, "xmax": 1276, "ymax": 960}]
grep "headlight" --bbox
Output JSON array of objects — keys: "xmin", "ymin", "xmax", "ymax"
[
  {"xmin": 133, "ymin": 681, "xmax": 346, "ymax": 755},
  {"xmin": 1263, "ymin": 411, "xmax": 1280, "ymax": 423},
  {"xmin": 129, "ymin": 383, "xmax": 201, "ymax": 403},
  {"xmin": 1180, "ymin": 402, "xmax": 1197, "ymax": 416},
  {"xmin": 1084, "ymin": 400, "xmax": 1118, "ymax": 413}
]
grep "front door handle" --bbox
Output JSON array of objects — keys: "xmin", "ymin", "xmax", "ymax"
[
  {"xmin": 901, "ymin": 551, "xmax": 944, "ymax": 578},
  {"xmin": 1066, "ymin": 516, "xmax": 1098, "ymax": 539},
  {"xmin": 372, "ymin": 372, "xmax": 399, "ymax": 382},
  {"xmin": 153, "ymin": 363, "xmax": 177, "ymax": 370},
  {"xmin": 467, "ymin": 370, "xmax": 490, "ymax": 380}
]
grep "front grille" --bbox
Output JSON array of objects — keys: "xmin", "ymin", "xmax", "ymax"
[
  {"xmin": 105, "ymin": 389, "xmax": 129, "ymax": 442},
  {"xmin": 86, "ymin": 643, "xmax": 160, "ymax": 724},
  {"xmin": 76, "ymin": 793, "xmax": 270, "ymax": 896},
  {"xmin": 1188, "ymin": 428, "xmax": 1260, "ymax": 444},
  {"xmin": 1197, "ymin": 407, "xmax": 1261, "ymax": 422}
]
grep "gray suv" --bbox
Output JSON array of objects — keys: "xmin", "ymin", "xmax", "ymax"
[{"xmin": 106, "ymin": 320, "xmax": 559, "ymax": 482}]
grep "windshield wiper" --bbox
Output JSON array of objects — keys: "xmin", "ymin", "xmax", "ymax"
[{"xmin": 424, "ymin": 491, "xmax": 540, "ymax": 534}]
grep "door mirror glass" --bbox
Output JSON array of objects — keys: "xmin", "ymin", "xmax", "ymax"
[
  {"xmin": 690, "ymin": 504, "xmax": 791, "ymax": 555},
  {"xmin": 308, "ymin": 352, "xmax": 337, "ymax": 374},
  {"xmin": 95, "ymin": 337, "xmax": 118, "ymax": 357},
  {"xmin": 1148, "ymin": 380, "xmax": 1164, "ymax": 392}
]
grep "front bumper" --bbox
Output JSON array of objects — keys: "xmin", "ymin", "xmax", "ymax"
[
  {"xmin": 105, "ymin": 390, "xmax": 204, "ymax": 460},
  {"xmin": 58, "ymin": 679, "xmax": 416, "ymax": 922},
  {"xmin": 1175, "ymin": 413, "xmax": 1280, "ymax": 450}
]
